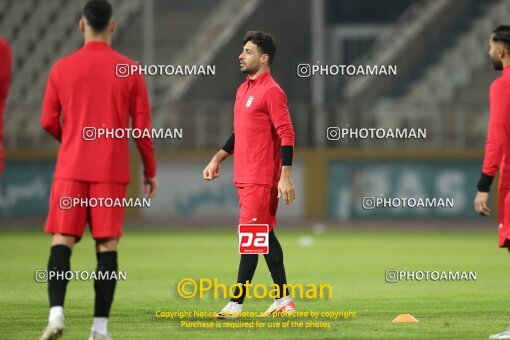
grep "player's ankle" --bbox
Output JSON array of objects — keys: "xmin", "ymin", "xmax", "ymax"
[
  {"xmin": 92, "ymin": 317, "xmax": 109, "ymax": 335},
  {"xmin": 49, "ymin": 306, "xmax": 64, "ymax": 323}
]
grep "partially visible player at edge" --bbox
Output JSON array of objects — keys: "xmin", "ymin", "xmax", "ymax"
[
  {"xmin": 203, "ymin": 31, "xmax": 296, "ymax": 318},
  {"xmin": 39, "ymin": 1, "xmax": 158, "ymax": 339},
  {"xmin": 474, "ymin": 25, "xmax": 510, "ymax": 340},
  {"xmin": 0, "ymin": 35, "xmax": 12, "ymax": 177}
]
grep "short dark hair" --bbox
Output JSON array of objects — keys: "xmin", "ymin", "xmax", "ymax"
[
  {"xmin": 492, "ymin": 25, "xmax": 510, "ymax": 51},
  {"xmin": 243, "ymin": 31, "xmax": 277, "ymax": 65},
  {"xmin": 83, "ymin": 0, "xmax": 113, "ymax": 33}
]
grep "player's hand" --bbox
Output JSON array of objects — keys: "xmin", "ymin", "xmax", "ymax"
[
  {"xmin": 278, "ymin": 174, "xmax": 295, "ymax": 206},
  {"xmin": 143, "ymin": 176, "xmax": 159, "ymax": 198},
  {"xmin": 203, "ymin": 160, "xmax": 220, "ymax": 180},
  {"xmin": 474, "ymin": 191, "xmax": 490, "ymax": 216}
]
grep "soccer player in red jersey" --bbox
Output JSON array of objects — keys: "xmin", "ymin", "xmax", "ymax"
[
  {"xmin": 0, "ymin": 35, "xmax": 12, "ymax": 177},
  {"xmin": 203, "ymin": 31, "xmax": 296, "ymax": 318},
  {"xmin": 475, "ymin": 25, "xmax": 510, "ymax": 340},
  {"xmin": 39, "ymin": 1, "xmax": 158, "ymax": 339}
]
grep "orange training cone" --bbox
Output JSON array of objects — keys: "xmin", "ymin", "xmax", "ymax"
[{"xmin": 392, "ymin": 314, "xmax": 418, "ymax": 323}]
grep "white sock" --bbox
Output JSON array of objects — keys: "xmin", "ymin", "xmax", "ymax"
[
  {"xmin": 49, "ymin": 306, "xmax": 64, "ymax": 323},
  {"xmin": 275, "ymin": 295, "xmax": 291, "ymax": 305},
  {"xmin": 229, "ymin": 301, "xmax": 242, "ymax": 312},
  {"xmin": 92, "ymin": 317, "xmax": 108, "ymax": 335}
]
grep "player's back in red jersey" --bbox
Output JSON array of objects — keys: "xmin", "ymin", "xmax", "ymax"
[{"xmin": 41, "ymin": 41, "xmax": 155, "ymax": 183}]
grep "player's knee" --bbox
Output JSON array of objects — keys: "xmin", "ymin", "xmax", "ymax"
[
  {"xmin": 95, "ymin": 237, "xmax": 119, "ymax": 252},
  {"xmin": 51, "ymin": 234, "xmax": 76, "ymax": 249}
]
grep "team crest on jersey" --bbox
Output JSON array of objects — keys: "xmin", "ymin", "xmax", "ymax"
[{"xmin": 246, "ymin": 96, "xmax": 254, "ymax": 107}]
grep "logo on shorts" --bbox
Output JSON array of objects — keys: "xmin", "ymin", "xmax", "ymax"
[
  {"xmin": 246, "ymin": 96, "xmax": 254, "ymax": 107},
  {"xmin": 238, "ymin": 224, "xmax": 269, "ymax": 254}
]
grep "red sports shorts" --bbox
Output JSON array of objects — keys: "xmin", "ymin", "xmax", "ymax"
[
  {"xmin": 237, "ymin": 184, "xmax": 279, "ymax": 231},
  {"xmin": 44, "ymin": 179, "xmax": 126, "ymax": 241}
]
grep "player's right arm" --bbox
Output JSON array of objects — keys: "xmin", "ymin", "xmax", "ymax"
[
  {"xmin": 203, "ymin": 133, "xmax": 234, "ymax": 180},
  {"xmin": 475, "ymin": 80, "xmax": 510, "ymax": 216},
  {"xmin": 130, "ymin": 71, "xmax": 158, "ymax": 198},
  {"xmin": 40, "ymin": 66, "xmax": 62, "ymax": 141}
]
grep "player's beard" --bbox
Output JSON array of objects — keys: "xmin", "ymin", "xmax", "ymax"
[
  {"xmin": 491, "ymin": 55, "xmax": 503, "ymax": 70},
  {"xmin": 240, "ymin": 65, "xmax": 251, "ymax": 74},
  {"xmin": 241, "ymin": 63, "xmax": 259, "ymax": 76}
]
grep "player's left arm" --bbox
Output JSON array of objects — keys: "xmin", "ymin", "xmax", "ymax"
[
  {"xmin": 475, "ymin": 80, "xmax": 510, "ymax": 216},
  {"xmin": 266, "ymin": 87, "xmax": 296, "ymax": 206}
]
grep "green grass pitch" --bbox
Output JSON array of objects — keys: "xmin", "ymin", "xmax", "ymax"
[{"xmin": 1, "ymin": 227, "xmax": 509, "ymax": 339}]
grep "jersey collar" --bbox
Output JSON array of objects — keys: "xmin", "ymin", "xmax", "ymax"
[{"xmin": 83, "ymin": 41, "xmax": 111, "ymax": 50}]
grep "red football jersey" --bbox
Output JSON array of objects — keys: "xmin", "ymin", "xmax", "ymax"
[
  {"xmin": 482, "ymin": 65, "xmax": 510, "ymax": 188},
  {"xmin": 41, "ymin": 41, "xmax": 156, "ymax": 183},
  {"xmin": 0, "ymin": 36, "xmax": 12, "ymax": 174},
  {"xmin": 233, "ymin": 71, "xmax": 295, "ymax": 187}
]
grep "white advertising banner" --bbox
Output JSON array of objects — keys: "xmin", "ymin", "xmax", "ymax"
[{"xmin": 142, "ymin": 160, "xmax": 304, "ymax": 219}]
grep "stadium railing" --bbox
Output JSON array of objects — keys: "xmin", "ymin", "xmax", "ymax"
[
  {"xmin": 342, "ymin": 0, "xmax": 448, "ymax": 99},
  {"xmin": 407, "ymin": 0, "xmax": 510, "ymax": 103}
]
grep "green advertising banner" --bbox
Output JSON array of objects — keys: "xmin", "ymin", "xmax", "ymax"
[
  {"xmin": 328, "ymin": 161, "xmax": 482, "ymax": 220},
  {"xmin": 0, "ymin": 161, "xmax": 54, "ymax": 218}
]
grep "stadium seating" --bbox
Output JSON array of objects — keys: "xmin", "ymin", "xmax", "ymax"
[
  {"xmin": 338, "ymin": 0, "xmax": 506, "ymax": 149},
  {"xmin": 3, "ymin": 0, "xmax": 506, "ymax": 150}
]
